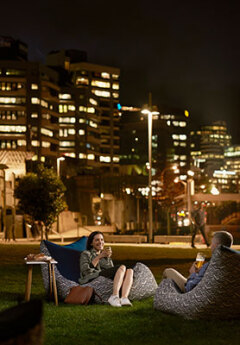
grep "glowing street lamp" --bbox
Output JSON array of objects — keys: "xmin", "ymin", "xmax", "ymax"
[
  {"xmin": 141, "ymin": 95, "xmax": 159, "ymax": 243},
  {"xmin": 56, "ymin": 157, "xmax": 65, "ymax": 233}
]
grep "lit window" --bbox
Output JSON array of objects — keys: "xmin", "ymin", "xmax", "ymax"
[
  {"xmin": 31, "ymin": 98, "xmax": 40, "ymax": 104},
  {"xmin": 59, "ymin": 104, "xmax": 68, "ymax": 113},
  {"xmin": 100, "ymin": 156, "xmax": 111, "ymax": 163},
  {"xmin": 68, "ymin": 129, "xmax": 75, "ymax": 135},
  {"xmin": 60, "ymin": 141, "xmax": 75, "ymax": 147},
  {"xmin": 179, "ymin": 134, "xmax": 187, "ymax": 140},
  {"xmin": 79, "ymin": 106, "xmax": 87, "ymax": 112},
  {"xmin": 59, "ymin": 117, "xmax": 75, "ymax": 123},
  {"xmin": 112, "ymin": 74, "xmax": 119, "ymax": 80},
  {"xmin": 68, "ymin": 105, "xmax": 75, "ymax": 111},
  {"xmin": 79, "ymin": 118, "xmax": 85, "ymax": 123},
  {"xmin": 42, "ymin": 141, "xmax": 50, "ymax": 148},
  {"xmin": 31, "ymin": 113, "xmax": 38, "ymax": 118},
  {"xmin": 64, "ymin": 153, "xmax": 76, "ymax": 158},
  {"xmin": 112, "ymin": 92, "xmax": 119, "ymax": 98},
  {"xmin": 42, "ymin": 113, "xmax": 51, "ymax": 120},
  {"xmin": 31, "ymin": 140, "xmax": 40, "ymax": 147},
  {"xmin": 101, "ymin": 72, "xmax": 110, "ymax": 79},
  {"xmin": 92, "ymin": 90, "xmax": 110, "ymax": 98},
  {"xmin": 91, "ymin": 80, "xmax": 110, "ymax": 88},
  {"xmin": 89, "ymin": 120, "xmax": 97, "ymax": 128},
  {"xmin": 41, "ymin": 100, "xmax": 48, "ymax": 108},
  {"xmin": 113, "ymin": 157, "xmax": 119, "ymax": 162},
  {"xmin": 31, "ymin": 84, "xmax": 38, "ymax": 90},
  {"xmin": 179, "ymin": 122, "xmax": 186, "ymax": 127},
  {"xmin": 180, "ymin": 162, "xmax": 187, "ymax": 167},
  {"xmin": 40, "ymin": 157, "xmax": 45, "ymax": 162},
  {"xmin": 76, "ymin": 77, "xmax": 89, "ymax": 85},
  {"xmin": 41, "ymin": 128, "xmax": 53, "ymax": 137},
  {"xmin": 79, "ymin": 129, "xmax": 85, "ymax": 135},
  {"xmin": 87, "ymin": 107, "xmax": 95, "ymax": 113},
  {"xmin": 89, "ymin": 98, "xmax": 97, "ymax": 106},
  {"xmin": 87, "ymin": 154, "xmax": 95, "ymax": 160},
  {"xmin": 0, "ymin": 125, "xmax": 26, "ymax": 133},
  {"xmin": 112, "ymin": 83, "xmax": 119, "ymax": 90},
  {"xmin": 59, "ymin": 94, "xmax": 71, "ymax": 100},
  {"xmin": 79, "ymin": 153, "xmax": 87, "ymax": 159},
  {"xmin": 17, "ymin": 140, "xmax": 26, "ymax": 146}
]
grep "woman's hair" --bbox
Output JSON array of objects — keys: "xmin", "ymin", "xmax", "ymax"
[{"xmin": 86, "ymin": 231, "xmax": 104, "ymax": 250}]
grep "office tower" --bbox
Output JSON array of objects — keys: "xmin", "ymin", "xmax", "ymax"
[
  {"xmin": 119, "ymin": 105, "xmax": 189, "ymax": 179},
  {"xmin": 190, "ymin": 121, "xmax": 232, "ymax": 176}
]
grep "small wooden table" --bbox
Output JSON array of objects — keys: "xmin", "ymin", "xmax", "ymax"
[{"xmin": 25, "ymin": 259, "xmax": 58, "ymax": 306}]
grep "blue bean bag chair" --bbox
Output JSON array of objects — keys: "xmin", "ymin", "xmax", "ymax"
[
  {"xmin": 41, "ymin": 237, "xmax": 87, "ymax": 283},
  {"xmin": 40, "ymin": 239, "xmax": 157, "ymax": 303}
]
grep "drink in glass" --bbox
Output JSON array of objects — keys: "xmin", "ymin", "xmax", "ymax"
[{"xmin": 196, "ymin": 252, "xmax": 205, "ymax": 269}]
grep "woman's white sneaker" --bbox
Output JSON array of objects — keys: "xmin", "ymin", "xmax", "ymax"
[
  {"xmin": 108, "ymin": 295, "xmax": 121, "ymax": 307},
  {"xmin": 120, "ymin": 297, "xmax": 132, "ymax": 306}
]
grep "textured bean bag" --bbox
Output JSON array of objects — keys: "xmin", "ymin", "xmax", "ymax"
[
  {"xmin": 40, "ymin": 240, "xmax": 157, "ymax": 303},
  {"xmin": 154, "ymin": 245, "xmax": 240, "ymax": 319}
]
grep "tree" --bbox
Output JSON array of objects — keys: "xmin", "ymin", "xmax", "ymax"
[{"xmin": 15, "ymin": 165, "xmax": 67, "ymax": 239}]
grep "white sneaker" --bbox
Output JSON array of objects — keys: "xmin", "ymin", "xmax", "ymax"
[
  {"xmin": 120, "ymin": 297, "xmax": 132, "ymax": 307},
  {"xmin": 108, "ymin": 295, "xmax": 121, "ymax": 307}
]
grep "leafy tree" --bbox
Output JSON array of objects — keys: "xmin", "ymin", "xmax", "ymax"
[{"xmin": 15, "ymin": 165, "xmax": 67, "ymax": 239}]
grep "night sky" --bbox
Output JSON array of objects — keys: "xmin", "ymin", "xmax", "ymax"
[{"xmin": 1, "ymin": 0, "xmax": 240, "ymax": 142}]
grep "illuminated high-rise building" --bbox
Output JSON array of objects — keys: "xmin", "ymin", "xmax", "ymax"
[
  {"xmin": 0, "ymin": 38, "xmax": 60, "ymax": 168},
  {"xmin": 119, "ymin": 105, "xmax": 190, "ymax": 179},
  {"xmin": 190, "ymin": 121, "xmax": 232, "ymax": 176},
  {"xmin": 47, "ymin": 50, "xmax": 120, "ymax": 175}
]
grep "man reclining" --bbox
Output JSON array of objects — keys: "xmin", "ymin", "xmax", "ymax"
[{"xmin": 162, "ymin": 231, "xmax": 233, "ymax": 292}]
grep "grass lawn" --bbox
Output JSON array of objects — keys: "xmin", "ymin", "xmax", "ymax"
[{"xmin": 0, "ymin": 243, "xmax": 239, "ymax": 345}]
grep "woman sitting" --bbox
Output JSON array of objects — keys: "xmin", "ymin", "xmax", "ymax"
[{"xmin": 79, "ymin": 231, "xmax": 134, "ymax": 307}]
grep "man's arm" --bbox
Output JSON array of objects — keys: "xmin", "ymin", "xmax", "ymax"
[{"xmin": 185, "ymin": 262, "xmax": 209, "ymax": 292}]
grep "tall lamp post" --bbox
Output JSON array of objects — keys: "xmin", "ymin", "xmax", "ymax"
[
  {"xmin": 56, "ymin": 157, "xmax": 65, "ymax": 233},
  {"xmin": 174, "ymin": 170, "xmax": 195, "ymax": 225},
  {"xmin": 141, "ymin": 94, "xmax": 159, "ymax": 243}
]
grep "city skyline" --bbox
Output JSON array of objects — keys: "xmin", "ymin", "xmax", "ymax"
[{"xmin": 1, "ymin": 0, "xmax": 240, "ymax": 142}]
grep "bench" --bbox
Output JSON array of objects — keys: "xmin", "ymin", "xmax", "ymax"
[
  {"xmin": 154, "ymin": 235, "xmax": 201, "ymax": 244},
  {"xmin": 83, "ymin": 225, "xmax": 117, "ymax": 234},
  {"xmin": 104, "ymin": 235, "xmax": 147, "ymax": 244}
]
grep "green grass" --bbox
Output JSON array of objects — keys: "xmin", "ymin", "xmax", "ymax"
[{"xmin": 0, "ymin": 244, "xmax": 239, "ymax": 345}]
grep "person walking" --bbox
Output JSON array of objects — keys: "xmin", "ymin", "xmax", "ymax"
[{"xmin": 191, "ymin": 204, "xmax": 209, "ymax": 248}]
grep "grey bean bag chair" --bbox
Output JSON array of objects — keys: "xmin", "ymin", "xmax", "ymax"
[
  {"xmin": 40, "ymin": 240, "xmax": 157, "ymax": 303},
  {"xmin": 154, "ymin": 245, "xmax": 240, "ymax": 319}
]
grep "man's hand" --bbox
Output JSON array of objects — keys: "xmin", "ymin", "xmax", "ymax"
[{"xmin": 189, "ymin": 262, "xmax": 200, "ymax": 275}]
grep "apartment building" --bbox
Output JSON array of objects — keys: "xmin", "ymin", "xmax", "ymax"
[
  {"xmin": 0, "ymin": 38, "xmax": 60, "ymax": 169},
  {"xmin": 47, "ymin": 50, "xmax": 120, "ymax": 175}
]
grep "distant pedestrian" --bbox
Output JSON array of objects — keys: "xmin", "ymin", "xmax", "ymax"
[
  {"xmin": 191, "ymin": 204, "xmax": 209, "ymax": 248},
  {"xmin": 4, "ymin": 207, "xmax": 15, "ymax": 241}
]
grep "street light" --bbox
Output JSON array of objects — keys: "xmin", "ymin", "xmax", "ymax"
[
  {"xmin": 174, "ymin": 169, "xmax": 195, "ymax": 225},
  {"xmin": 56, "ymin": 157, "xmax": 65, "ymax": 233},
  {"xmin": 141, "ymin": 95, "xmax": 159, "ymax": 243}
]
